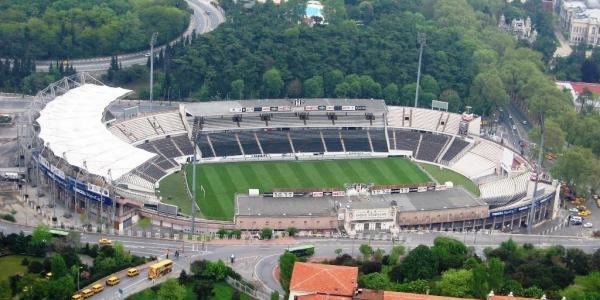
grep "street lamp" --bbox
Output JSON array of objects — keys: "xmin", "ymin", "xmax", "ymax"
[{"xmin": 414, "ymin": 32, "xmax": 427, "ymax": 108}]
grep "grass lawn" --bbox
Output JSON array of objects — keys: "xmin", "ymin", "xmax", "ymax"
[
  {"xmin": 211, "ymin": 282, "xmax": 253, "ymax": 300},
  {"xmin": 419, "ymin": 163, "xmax": 480, "ymax": 197},
  {"xmin": 157, "ymin": 170, "xmax": 200, "ymax": 217},
  {"xmin": 128, "ymin": 282, "xmax": 252, "ymax": 300},
  {"xmin": 161, "ymin": 158, "xmax": 431, "ymax": 220},
  {"xmin": 0, "ymin": 255, "xmax": 39, "ymax": 282}
]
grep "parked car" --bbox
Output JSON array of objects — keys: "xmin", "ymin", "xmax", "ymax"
[
  {"xmin": 569, "ymin": 208, "xmax": 580, "ymax": 214},
  {"xmin": 584, "ymin": 222, "xmax": 593, "ymax": 228},
  {"xmin": 98, "ymin": 238, "xmax": 112, "ymax": 245}
]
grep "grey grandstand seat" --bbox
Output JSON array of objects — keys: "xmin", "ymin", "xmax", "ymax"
[
  {"xmin": 416, "ymin": 133, "xmax": 449, "ymax": 162},
  {"xmin": 256, "ymin": 130, "xmax": 292, "ymax": 154},
  {"xmin": 394, "ymin": 129, "xmax": 420, "ymax": 153},
  {"xmin": 136, "ymin": 142, "xmax": 155, "ymax": 152},
  {"xmin": 237, "ymin": 131, "xmax": 261, "ymax": 155},
  {"xmin": 289, "ymin": 129, "xmax": 324, "ymax": 153},
  {"xmin": 210, "ymin": 132, "xmax": 242, "ymax": 157},
  {"xmin": 321, "ymin": 129, "xmax": 344, "ymax": 152},
  {"xmin": 155, "ymin": 157, "xmax": 177, "ymax": 170},
  {"xmin": 197, "ymin": 134, "xmax": 214, "ymax": 158},
  {"xmin": 442, "ymin": 138, "xmax": 470, "ymax": 162},
  {"xmin": 369, "ymin": 129, "xmax": 388, "ymax": 152},
  {"xmin": 342, "ymin": 129, "xmax": 371, "ymax": 152},
  {"xmin": 153, "ymin": 138, "xmax": 181, "ymax": 158},
  {"xmin": 172, "ymin": 135, "xmax": 194, "ymax": 156}
]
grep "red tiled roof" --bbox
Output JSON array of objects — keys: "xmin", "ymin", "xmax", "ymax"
[
  {"xmin": 383, "ymin": 291, "xmax": 476, "ymax": 300},
  {"xmin": 569, "ymin": 81, "xmax": 600, "ymax": 95},
  {"xmin": 289, "ymin": 262, "xmax": 358, "ymax": 297},
  {"xmin": 296, "ymin": 294, "xmax": 353, "ymax": 300}
]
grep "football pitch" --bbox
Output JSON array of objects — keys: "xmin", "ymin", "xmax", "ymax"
[{"xmin": 159, "ymin": 158, "xmax": 432, "ymax": 220}]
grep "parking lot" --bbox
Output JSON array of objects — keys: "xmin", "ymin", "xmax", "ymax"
[{"xmin": 552, "ymin": 195, "xmax": 599, "ymax": 237}]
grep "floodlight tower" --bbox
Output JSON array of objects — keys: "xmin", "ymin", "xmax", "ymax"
[
  {"xmin": 414, "ymin": 32, "xmax": 427, "ymax": 108},
  {"xmin": 528, "ymin": 113, "xmax": 544, "ymax": 235},
  {"xmin": 149, "ymin": 32, "xmax": 158, "ymax": 103}
]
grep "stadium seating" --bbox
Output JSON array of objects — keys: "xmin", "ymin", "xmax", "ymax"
[
  {"xmin": 341, "ymin": 129, "xmax": 371, "ymax": 152},
  {"xmin": 416, "ymin": 133, "xmax": 449, "ymax": 162},
  {"xmin": 321, "ymin": 129, "xmax": 344, "ymax": 152},
  {"xmin": 209, "ymin": 132, "xmax": 243, "ymax": 157},
  {"xmin": 197, "ymin": 134, "xmax": 215, "ymax": 158},
  {"xmin": 450, "ymin": 152, "xmax": 497, "ymax": 179},
  {"xmin": 172, "ymin": 135, "xmax": 194, "ymax": 156},
  {"xmin": 391, "ymin": 129, "xmax": 421, "ymax": 153},
  {"xmin": 444, "ymin": 113, "xmax": 462, "ymax": 135},
  {"xmin": 470, "ymin": 141, "xmax": 503, "ymax": 162},
  {"xmin": 117, "ymin": 174, "xmax": 155, "ymax": 192},
  {"xmin": 369, "ymin": 129, "xmax": 388, "ymax": 152},
  {"xmin": 153, "ymin": 138, "xmax": 183, "ymax": 158},
  {"xmin": 237, "ymin": 131, "xmax": 262, "ymax": 155},
  {"xmin": 256, "ymin": 130, "xmax": 293, "ymax": 154},
  {"xmin": 109, "ymin": 111, "xmax": 187, "ymax": 143},
  {"xmin": 480, "ymin": 172, "xmax": 530, "ymax": 207},
  {"xmin": 411, "ymin": 108, "xmax": 442, "ymax": 132},
  {"xmin": 441, "ymin": 138, "xmax": 470, "ymax": 162},
  {"xmin": 290, "ymin": 129, "xmax": 325, "ymax": 153}
]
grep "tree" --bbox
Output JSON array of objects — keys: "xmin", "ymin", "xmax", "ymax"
[
  {"xmin": 263, "ymin": 68, "xmax": 284, "ymax": 98},
  {"xmin": 383, "ymin": 83, "xmax": 399, "ymax": 103},
  {"xmin": 359, "ymin": 272, "xmax": 390, "ymax": 290},
  {"xmin": 390, "ymin": 245, "xmax": 438, "ymax": 282},
  {"xmin": 51, "ymin": 254, "xmax": 68, "ymax": 279},
  {"xmin": 31, "ymin": 225, "xmax": 52, "ymax": 246},
  {"xmin": 270, "ymin": 291, "xmax": 280, "ymax": 300},
  {"xmin": 528, "ymin": 120, "xmax": 566, "ymax": 154},
  {"xmin": 468, "ymin": 69, "xmax": 509, "ymax": 115},
  {"xmin": 260, "ymin": 228, "xmax": 273, "ymax": 240},
  {"xmin": 388, "ymin": 245, "xmax": 405, "ymax": 266},
  {"xmin": 231, "ymin": 79, "xmax": 244, "ymax": 99},
  {"xmin": 436, "ymin": 269, "xmax": 473, "ymax": 298},
  {"xmin": 157, "ymin": 279, "xmax": 186, "ymax": 300},
  {"xmin": 552, "ymin": 146, "xmax": 596, "ymax": 194},
  {"xmin": 373, "ymin": 248, "xmax": 385, "ymax": 263},
  {"xmin": 0, "ymin": 281, "xmax": 10, "ymax": 300},
  {"xmin": 286, "ymin": 227, "xmax": 298, "ymax": 237},
  {"xmin": 565, "ymin": 248, "xmax": 591, "ymax": 276},
  {"xmin": 562, "ymin": 271, "xmax": 600, "ymax": 300},
  {"xmin": 279, "ymin": 252, "xmax": 297, "ymax": 292},
  {"xmin": 304, "ymin": 75, "xmax": 324, "ymax": 98},
  {"xmin": 431, "ymin": 237, "xmax": 469, "ymax": 272},
  {"xmin": 471, "ymin": 263, "xmax": 489, "ymax": 299},
  {"xmin": 334, "ymin": 248, "xmax": 343, "ymax": 257},
  {"xmin": 359, "ymin": 244, "xmax": 374, "ymax": 261},
  {"xmin": 46, "ymin": 275, "xmax": 75, "ymax": 300}
]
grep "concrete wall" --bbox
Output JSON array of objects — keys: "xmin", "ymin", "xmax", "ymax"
[{"xmin": 235, "ymin": 215, "xmax": 338, "ymax": 231}]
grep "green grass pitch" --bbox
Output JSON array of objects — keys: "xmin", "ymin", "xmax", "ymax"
[{"xmin": 160, "ymin": 158, "xmax": 432, "ymax": 220}]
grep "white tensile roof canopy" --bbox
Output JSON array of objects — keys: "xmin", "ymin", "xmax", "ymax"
[{"xmin": 37, "ymin": 84, "xmax": 155, "ymax": 180}]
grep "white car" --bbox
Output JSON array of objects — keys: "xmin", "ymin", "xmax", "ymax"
[
  {"xmin": 569, "ymin": 208, "xmax": 580, "ymax": 213},
  {"xmin": 584, "ymin": 222, "xmax": 593, "ymax": 228}
]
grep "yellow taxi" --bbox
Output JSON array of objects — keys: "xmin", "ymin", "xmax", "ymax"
[
  {"xmin": 98, "ymin": 238, "xmax": 112, "ymax": 246},
  {"xmin": 106, "ymin": 276, "xmax": 120, "ymax": 286},
  {"xmin": 91, "ymin": 283, "xmax": 104, "ymax": 294},
  {"xmin": 71, "ymin": 293, "xmax": 83, "ymax": 300},
  {"xmin": 81, "ymin": 289, "xmax": 94, "ymax": 298},
  {"xmin": 127, "ymin": 268, "xmax": 140, "ymax": 277},
  {"xmin": 579, "ymin": 210, "xmax": 592, "ymax": 217}
]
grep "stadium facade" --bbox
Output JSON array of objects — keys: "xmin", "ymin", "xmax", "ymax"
[{"xmin": 25, "ymin": 75, "xmax": 560, "ymax": 235}]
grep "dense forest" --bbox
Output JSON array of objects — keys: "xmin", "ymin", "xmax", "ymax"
[
  {"xmin": 280, "ymin": 237, "xmax": 600, "ymax": 300},
  {"xmin": 0, "ymin": 0, "xmax": 190, "ymax": 59},
  {"xmin": 135, "ymin": 0, "xmax": 559, "ymax": 117}
]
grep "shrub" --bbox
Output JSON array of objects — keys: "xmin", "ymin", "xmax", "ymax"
[
  {"xmin": 1, "ymin": 214, "xmax": 16, "ymax": 222},
  {"xmin": 21, "ymin": 257, "xmax": 29, "ymax": 266}
]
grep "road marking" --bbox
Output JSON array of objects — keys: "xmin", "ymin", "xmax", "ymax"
[
  {"xmin": 122, "ymin": 277, "xmax": 147, "ymax": 291},
  {"xmin": 253, "ymin": 253, "xmax": 280, "ymax": 293}
]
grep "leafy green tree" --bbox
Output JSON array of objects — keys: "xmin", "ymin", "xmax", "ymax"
[
  {"xmin": 436, "ymin": 269, "xmax": 473, "ymax": 298},
  {"xmin": 552, "ymin": 146, "xmax": 596, "ymax": 194},
  {"xmin": 260, "ymin": 228, "xmax": 273, "ymax": 240},
  {"xmin": 359, "ymin": 244, "xmax": 374, "ymax": 261},
  {"xmin": 487, "ymin": 258, "xmax": 505, "ymax": 291},
  {"xmin": 432, "ymin": 237, "xmax": 468, "ymax": 272},
  {"xmin": 157, "ymin": 278, "xmax": 186, "ymax": 300},
  {"xmin": 390, "ymin": 245, "xmax": 438, "ymax": 282},
  {"xmin": 231, "ymin": 79, "xmax": 245, "ymax": 99},
  {"xmin": 324, "ymin": 70, "xmax": 344, "ymax": 97},
  {"xmin": 471, "ymin": 263, "xmax": 489, "ymax": 298},
  {"xmin": 565, "ymin": 248, "xmax": 591, "ymax": 276},
  {"xmin": 562, "ymin": 271, "xmax": 600, "ymax": 300},
  {"xmin": 31, "ymin": 225, "xmax": 52, "ymax": 246},
  {"xmin": 468, "ymin": 69, "xmax": 509, "ymax": 115},
  {"xmin": 279, "ymin": 252, "xmax": 297, "ymax": 292},
  {"xmin": 383, "ymin": 83, "xmax": 399, "ymax": 103},
  {"xmin": 0, "ymin": 280, "xmax": 10, "ymax": 300},
  {"xmin": 263, "ymin": 68, "xmax": 284, "ymax": 98},
  {"xmin": 47, "ymin": 275, "xmax": 75, "ymax": 300},
  {"xmin": 359, "ymin": 272, "xmax": 390, "ymax": 290},
  {"xmin": 270, "ymin": 291, "xmax": 280, "ymax": 300},
  {"xmin": 373, "ymin": 248, "xmax": 385, "ymax": 263},
  {"xmin": 335, "ymin": 248, "xmax": 343, "ymax": 257},
  {"xmin": 388, "ymin": 245, "xmax": 405, "ymax": 266},
  {"xmin": 51, "ymin": 254, "xmax": 68, "ymax": 279},
  {"xmin": 304, "ymin": 75, "xmax": 324, "ymax": 98}
]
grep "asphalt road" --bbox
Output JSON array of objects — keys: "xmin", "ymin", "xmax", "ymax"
[
  {"xmin": 31, "ymin": 0, "xmax": 225, "ymax": 72},
  {"xmin": 3, "ymin": 221, "xmax": 599, "ymax": 296}
]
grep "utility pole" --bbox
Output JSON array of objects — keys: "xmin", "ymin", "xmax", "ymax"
[
  {"xmin": 191, "ymin": 129, "xmax": 198, "ymax": 237},
  {"xmin": 528, "ymin": 113, "xmax": 544, "ymax": 235},
  {"xmin": 414, "ymin": 32, "xmax": 426, "ymax": 108},
  {"xmin": 149, "ymin": 32, "xmax": 158, "ymax": 103}
]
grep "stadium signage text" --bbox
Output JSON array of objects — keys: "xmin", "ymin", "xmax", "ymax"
[
  {"xmin": 351, "ymin": 209, "xmax": 392, "ymax": 221},
  {"xmin": 489, "ymin": 192, "xmax": 554, "ymax": 217},
  {"xmin": 229, "ymin": 105, "xmax": 367, "ymax": 113}
]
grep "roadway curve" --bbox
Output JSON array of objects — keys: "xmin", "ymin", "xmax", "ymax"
[
  {"xmin": 2, "ymin": 221, "xmax": 600, "ymax": 296},
  {"xmin": 33, "ymin": 0, "xmax": 225, "ymax": 72}
]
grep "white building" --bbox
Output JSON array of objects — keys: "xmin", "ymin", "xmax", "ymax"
[
  {"xmin": 560, "ymin": 0, "xmax": 600, "ymax": 45},
  {"xmin": 499, "ymin": 14, "xmax": 537, "ymax": 43}
]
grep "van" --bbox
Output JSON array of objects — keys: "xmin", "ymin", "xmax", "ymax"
[
  {"xmin": 571, "ymin": 216, "xmax": 583, "ymax": 225},
  {"xmin": 92, "ymin": 283, "xmax": 104, "ymax": 294},
  {"xmin": 106, "ymin": 276, "xmax": 120, "ymax": 286},
  {"xmin": 81, "ymin": 289, "xmax": 94, "ymax": 298},
  {"xmin": 127, "ymin": 268, "xmax": 140, "ymax": 277},
  {"xmin": 71, "ymin": 294, "xmax": 83, "ymax": 300}
]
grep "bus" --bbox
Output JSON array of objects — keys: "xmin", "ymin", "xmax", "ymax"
[
  {"xmin": 285, "ymin": 245, "xmax": 315, "ymax": 257},
  {"xmin": 148, "ymin": 259, "xmax": 173, "ymax": 279},
  {"xmin": 49, "ymin": 229, "xmax": 70, "ymax": 237}
]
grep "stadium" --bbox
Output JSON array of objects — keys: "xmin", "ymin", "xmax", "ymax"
[{"xmin": 23, "ymin": 74, "xmax": 560, "ymax": 237}]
